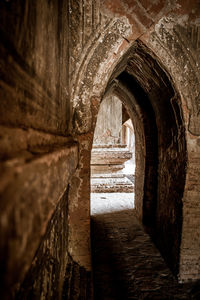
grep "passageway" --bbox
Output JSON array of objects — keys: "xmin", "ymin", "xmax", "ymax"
[
  {"xmin": 89, "ymin": 39, "xmax": 198, "ymax": 299},
  {"xmin": 91, "ymin": 208, "xmax": 200, "ymax": 299}
]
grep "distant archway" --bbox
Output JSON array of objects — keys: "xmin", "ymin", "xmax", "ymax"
[{"xmin": 90, "ymin": 94, "xmax": 135, "ymax": 214}]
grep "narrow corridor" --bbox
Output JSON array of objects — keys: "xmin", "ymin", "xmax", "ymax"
[{"xmin": 91, "ymin": 208, "xmax": 200, "ymax": 300}]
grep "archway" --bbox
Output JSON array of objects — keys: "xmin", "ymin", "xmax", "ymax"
[
  {"xmin": 68, "ymin": 37, "xmax": 187, "ymax": 288},
  {"xmin": 91, "ymin": 40, "xmax": 187, "ymax": 276}
]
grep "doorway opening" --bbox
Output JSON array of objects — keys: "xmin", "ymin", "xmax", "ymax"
[{"xmin": 90, "ymin": 94, "xmax": 135, "ymax": 216}]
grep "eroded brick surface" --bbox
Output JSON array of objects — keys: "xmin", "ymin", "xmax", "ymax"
[{"xmin": 16, "ymin": 190, "xmax": 92, "ymax": 300}]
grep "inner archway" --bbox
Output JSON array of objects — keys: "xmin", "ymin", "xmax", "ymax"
[{"xmin": 90, "ymin": 94, "xmax": 135, "ymax": 215}]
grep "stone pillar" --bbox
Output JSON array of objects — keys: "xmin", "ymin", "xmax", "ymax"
[{"xmin": 93, "ymin": 95, "xmax": 122, "ymax": 146}]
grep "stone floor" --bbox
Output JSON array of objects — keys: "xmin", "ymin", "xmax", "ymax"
[
  {"xmin": 91, "ymin": 193, "xmax": 134, "ymax": 215},
  {"xmin": 91, "ymin": 194, "xmax": 200, "ymax": 300}
]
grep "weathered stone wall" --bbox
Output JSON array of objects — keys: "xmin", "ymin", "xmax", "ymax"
[
  {"xmin": 15, "ymin": 189, "xmax": 92, "ymax": 300},
  {"xmin": 0, "ymin": 0, "xmax": 70, "ymax": 135},
  {"xmin": 0, "ymin": 1, "xmax": 83, "ymax": 299}
]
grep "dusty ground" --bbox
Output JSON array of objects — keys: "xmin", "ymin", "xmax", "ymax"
[{"xmin": 90, "ymin": 194, "xmax": 200, "ymax": 300}]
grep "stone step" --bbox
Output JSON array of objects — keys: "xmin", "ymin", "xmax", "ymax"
[
  {"xmin": 91, "ymin": 147, "xmax": 132, "ymax": 165},
  {"xmin": 91, "ymin": 164, "xmax": 125, "ymax": 174},
  {"xmin": 91, "ymin": 176, "xmax": 134, "ymax": 193}
]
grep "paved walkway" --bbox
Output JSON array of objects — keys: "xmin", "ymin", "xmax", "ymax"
[{"xmin": 91, "ymin": 197, "xmax": 200, "ymax": 300}]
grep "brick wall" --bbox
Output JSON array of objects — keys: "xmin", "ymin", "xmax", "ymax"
[{"xmin": 0, "ymin": 1, "xmax": 80, "ymax": 298}]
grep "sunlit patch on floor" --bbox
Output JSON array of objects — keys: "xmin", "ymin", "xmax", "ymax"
[{"xmin": 91, "ymin": 192, "xmax": 134, "ymax": 215}]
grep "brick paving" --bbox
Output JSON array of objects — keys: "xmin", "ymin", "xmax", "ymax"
[{"xmin": 91, "ymin": 209, "xmax": 200, "ymax": 300}]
